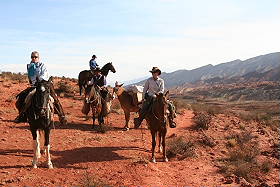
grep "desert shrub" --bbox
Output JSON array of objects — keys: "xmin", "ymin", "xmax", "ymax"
[
  {"xmin": 220, "ymin": 131, "xmax": 271, "ymax": 182},
  {"xmin": 191, "ymin": 103, "xmax": 223, "ymax": 116},
  {"xmin": 0, "ymin": 72, "xmax": 28, "ymax": 83},
  {"xmin": 79, "ymin": 171, "xmax": 108, "ymax": 187},
  {"xmin": 166, "ymin": 136, "xmax": 195, "ymax": 160},
  {"xmin": 173, "ymin": 98, "xmax": 190, "ymax": 112},
  {"xmin": 260, "ymin": 160, "xmax": 273, "ymax": 173},
  {"xmin": 55, "ymin": 81, "xmax": 75, "ymax": 97},
  {"xmin": 199, "ymin": 132, "xmax": 216, "ymax": 147},
  {"xmin": 192, "ymin": 112, "xmax": 212, "ymax": 130}
]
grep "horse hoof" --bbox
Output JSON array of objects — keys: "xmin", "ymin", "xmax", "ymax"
[
  {"xmin": 48, "ymin": 163, "xmax": 54, "ymax": 169},
  {"xmin": 164, "ymin": 157, "xmax": 169, "ymax": 162},
  {"xmin": 151, "ymin": 158, "xmax": 156, "ymax": 163},
  {"xmin": 32, "ymin": 164, "xmax": 38, "ymax": 169},
  {"xmin": 123, "ymin": 127, "xmax": 129, "ymax": 131}
]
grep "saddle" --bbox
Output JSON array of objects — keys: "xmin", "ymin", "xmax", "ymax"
[{"xmin": 127, "ymin": 91, "xmax": 142, "ymax": 107}]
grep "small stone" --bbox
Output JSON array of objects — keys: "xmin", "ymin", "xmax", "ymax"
[
  {"xmin": 255, "ymin": 183, "xmax": 272, "ymax": 187},
  {"xmin": 1, "ymin": 171, "xmax": 10, "ymax": 174}
]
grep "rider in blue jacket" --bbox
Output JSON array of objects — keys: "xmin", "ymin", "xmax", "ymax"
[{"xmin": 15, "ymin": 51, "xmax": 67, "ymax": 125}]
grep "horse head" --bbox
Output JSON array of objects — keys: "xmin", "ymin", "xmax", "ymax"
[
  {"xmin": 113, "ymin": 81, "xmax": 124, "ymax": 96},
  {"xmin": 107, "ymin": 62, "xmax": 116, "ymax": 73},
  {"xmin": 101, "ymin": 62, "xmax": 116, "ymax": 76},
  {"xmin": 33, "ymin": 80, "xmax": 51, "ymax": 117},
  {"xmin": 153, "ymin": 91, "xmax": 170, "ymax": 124}
]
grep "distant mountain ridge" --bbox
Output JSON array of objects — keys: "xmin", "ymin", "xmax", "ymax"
[{"xmin": 135, "ymin": 52, "xmax": 280, "ymax": 88}]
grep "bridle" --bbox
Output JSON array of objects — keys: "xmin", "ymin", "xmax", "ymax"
[{"xmin": 151, "ymin": 96, "xmax": 168, "ymax": 126}]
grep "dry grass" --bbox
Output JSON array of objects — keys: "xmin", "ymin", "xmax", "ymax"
[
  {"xmin": 55, "ymin": 80, "xmax": 77, "ymax": 97},
  {"xmin": 198, "ymin": 131, "xmax": 216, "ymax": 147},
  {"xmin": 191, "ymin": 103, "xmax": 223, "ymax": 116},
  {"xmin": 166, "ymin": 136, "xmax": 195, "ymax": 160},
  {"xmin": 220, "ymin": 131, "xmax": 272, "ymax": 182},
  {"xmin": 0, "ymin": 72, "xmax": 28, "ymax": 83},
  {"xmin": 79, "ymin": 171, "xmax": 108, "ymax": 187},
  {"xmin": 192, "ymin": 112, "xmax": 212, "ymax": 130},
  {"xmin": 173, "ymin": 98, "xmax": 191, "ymax": 114}
]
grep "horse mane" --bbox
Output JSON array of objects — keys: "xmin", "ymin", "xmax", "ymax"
[{"xmin": 101, "ymin": 62, "xmax": 115, "ymax": 76}]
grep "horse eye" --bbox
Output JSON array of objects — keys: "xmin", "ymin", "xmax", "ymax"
[{"xmin": 41, "ymin": 86, "xmax": 46, "ymax": 92}]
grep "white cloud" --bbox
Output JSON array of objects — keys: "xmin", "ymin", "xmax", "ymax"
[{"xmin": 1, "ymin": 21, "xmax": 279, "ymax": 85}]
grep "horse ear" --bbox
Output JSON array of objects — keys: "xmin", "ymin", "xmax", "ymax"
[
  {"xmin": 165, "ymin": 90, "xmax": 170, "ymax": 98},
  {"xmin": 120, "ymin": 83, "xmax": 124, "ymax": 87}
]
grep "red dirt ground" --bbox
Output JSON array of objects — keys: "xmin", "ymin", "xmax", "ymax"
[{"xmin": 0, "ymin": 79, "xmax": 279, "ymax": 187}]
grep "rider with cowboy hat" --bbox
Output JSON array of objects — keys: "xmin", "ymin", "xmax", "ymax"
[
  {"xmin": 134, "ymin": 67, "xmax": 176, "ymax": 129},
  {"xmin": 89, "ymin": 54, "xmax": 99, "ymax": 72}
]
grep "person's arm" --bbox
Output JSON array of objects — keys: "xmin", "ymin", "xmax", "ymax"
[
  {"xmin": 159, "ymin": 79, "xmax": 164, "ymax": 94},
  {"xmin": 40, "ymin": 63, "xmax": 49, "ymax": 81},
  {"xmin": 142, "ymin": 79, "xmax": 149, "ymax": 99},
  {"xmin": 102, "ymin": 76, "xmax": 106, "ymax": 86}
]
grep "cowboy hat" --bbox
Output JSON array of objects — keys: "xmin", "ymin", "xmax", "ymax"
[{"xmin": 149, "ymin": 67, "xmax": 161, "ymax": 75}]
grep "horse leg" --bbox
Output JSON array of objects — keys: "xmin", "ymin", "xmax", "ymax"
[
  {"xmin": 92, "ymin": 116, "xmax": 96, "ymax": 129},
  {"xmin": 98, "ymin": 115, "xmax": 105, "ymax": 133},
  {"xmin": 158, "ymin": 131, "xmax": 163, "ymax": 153},
  {"xmin": 31, "ymin": 129, "xmax": 40, "ymax": 168},
  {"xmin": 162, "ymin": 129, "xmax": 168, "ymax": 162},
  {"xmin": 124, "ymin": 111, "xmax": 130, "ymax": 131},
  {"xmin": 44, "ymin": 128, "xmax": 53, "ymax": 169},
  {"xmin": 151, "ymin": 131, "xmax": 157, "ymax": 163}
]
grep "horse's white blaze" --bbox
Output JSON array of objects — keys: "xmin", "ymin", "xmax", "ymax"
[{"xmin": 45, "ymin": 145, "xmax": 53, "ymax": 169}]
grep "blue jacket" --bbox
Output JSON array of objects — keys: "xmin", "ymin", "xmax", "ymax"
[
  {"xmin": 89, "ymin": 59, "xmax": 99, "ymax": 70},
  {"xmin": 27, "ymin": 62, "xmax": 49, "ymax": 85}
]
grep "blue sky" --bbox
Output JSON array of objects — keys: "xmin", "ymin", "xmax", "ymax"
[{"xmin": 1, "ymin": 0, "xmax": 280, "ymax": 84}]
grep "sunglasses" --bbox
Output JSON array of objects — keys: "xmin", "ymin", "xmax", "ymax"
[{"xmin": 31, "ymin": 56, "xmax": 39, "ymax": 59}]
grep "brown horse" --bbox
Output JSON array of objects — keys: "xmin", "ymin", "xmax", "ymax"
[
  {"xmin": 113, "ymin": 82, "xmax": 140, "ymax": 130},
  {"xmin": 84, "ymin": 85, "xmax": 113, "ymax": 130},
  {"xmin": 78, "ymin": 62, "xmax": 116, "ymax": 96},
  {"xmin": 145, "ymin": 91, "xmax": 170, "ymax": 163}
]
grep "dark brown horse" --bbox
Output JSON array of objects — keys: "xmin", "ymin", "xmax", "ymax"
[
  {"xmin": 84, "ymin": 85, "xmax": 114, "ymax": 130},
  {"xmin": 145, "ymin": 91, "xmax": 170, "ymax": 163},
  {"xmin": 78, "ymin": 62, "xmax": 116, "ymax": 95}
]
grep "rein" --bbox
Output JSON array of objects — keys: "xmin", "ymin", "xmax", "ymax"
[{"xmin": 151, "ymin": 99, "xmax": 167, "ymax": 126}]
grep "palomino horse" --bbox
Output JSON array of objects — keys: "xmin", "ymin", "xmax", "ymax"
[
  {"xmin": 113, "ymin": 82, "xmax": 140, "ymax": 130},
  {"xmin": 25, "ymin": 80, "xmax": 54, "ymax": 168},
  {"xmin": 84, "ymin": 85, "xmax": 113, "ymax": 130},
  {"xmin": 78, "ymin": 62, "xmax": 116, "ymax": 95},
  {"xmin": 145, "ymin": 91, "xmax": 170, "ymax": 163}
]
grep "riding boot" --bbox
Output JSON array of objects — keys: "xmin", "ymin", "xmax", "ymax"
[
  {"xmin": 168, "ymin": 116, "xmax": 176, "ymax": 128},
  {"xmin": 134, "ymin": 97, "xmax": 151, "ymax": 128},
  {"xmin": 14, "ymin": 112, "xmax": 27, "ymax": 123},
  {"xmin": 134, "ymin": 113, "xmax": 145, "ymax": 129},
  {"xmin": 50, "ymin": 83, "xmax": 67, "ymax": 125}
]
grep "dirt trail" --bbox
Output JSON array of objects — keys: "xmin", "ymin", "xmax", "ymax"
[{"xmin": 1, "ymin": 81, "xmax": 278, "ymax": 186}]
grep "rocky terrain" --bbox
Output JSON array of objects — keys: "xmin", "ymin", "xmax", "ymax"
[{"xmin": 0, "ymin": 74, "xmax": 279, "ymax": 187}]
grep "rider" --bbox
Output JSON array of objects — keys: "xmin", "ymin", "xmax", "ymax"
[
  {"xmin": 89, "ymin": 54, "xmax": 99, "ymax": 72},
  {"xmin": 134, "ymin": 67, "xmax": 177, "ymax": 129},
  {"xmin": 87, "ymin": 67, "xmax": 109, "ymax": 121},
  {"xmin": 14, "ymin": 51, "xmax": 67, "ymax": 125}
]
